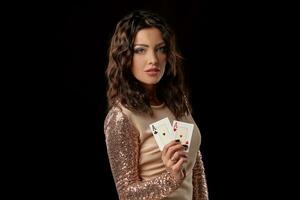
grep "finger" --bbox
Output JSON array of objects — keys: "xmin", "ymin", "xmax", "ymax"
[
  {"xmin": 182, "ymin": 144, "xmax": 188, "ymax": 151},
  {"xmin": 162, "ymin": 140, "xmax": 181, "ymax": 156},
  {"xmin": 167, "ymin": 151, "xmax": 185, "ymax": 165},
  {"xmin": 171, "ymin": 151, "xmax": 187, "ymax": 162},
  {"xmin": 165, "ymin": 144, "xmax": 185, "ymax": 159},
  {"xmin": 176, "ymin": 151, "xmax": 189, "ymax": 159},
  {"xmin": 170, "ymin": 152, "xmax": 179, "ymax": 162},
  {"xmin": 172, "ymin": 157, "xmax": 188, "ymax": 172}
]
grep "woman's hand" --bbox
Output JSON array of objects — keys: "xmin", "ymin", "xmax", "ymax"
[{"xmin": 162, "ymin": 140, "xmax": 188, "ymax": 181}]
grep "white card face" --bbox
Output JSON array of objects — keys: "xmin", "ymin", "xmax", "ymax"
[
  {"xmin": 149, "ymin": 118, "xmax": 175, "ymax": 151},
  {"xmin": 172, "ymin": 120, "xmax": 194, "ymax": 152}
]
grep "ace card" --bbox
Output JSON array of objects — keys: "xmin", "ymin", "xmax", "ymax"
[
  {"xmin": 172, "ymin": 120, "xmax": 194, "ymax": 152},
  {"xmin": 149, "ymin": 117, "xmax": 175, "ymax": 151}
]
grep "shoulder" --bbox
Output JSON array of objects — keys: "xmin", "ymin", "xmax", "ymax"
[
  {"xmin": 104, "ymin": 105, "xmax": 140, "ymax": 140},
  {"xmin": 104, "ymin": 104, "xmax": 135, "ymax": 130}
]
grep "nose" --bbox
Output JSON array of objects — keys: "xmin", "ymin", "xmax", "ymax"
[{"xmin": 147, "ymin": 49, "xmax": 158, "ymax": 65}]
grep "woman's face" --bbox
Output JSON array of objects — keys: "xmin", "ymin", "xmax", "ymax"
[{"xmin": 132, "ymin": 27, "xmax": 167, "ymax": 89}]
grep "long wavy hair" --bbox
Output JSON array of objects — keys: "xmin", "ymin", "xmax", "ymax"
[{"xmin": 106, "ymin": 10, "xmax": 192, "ymax": 119}]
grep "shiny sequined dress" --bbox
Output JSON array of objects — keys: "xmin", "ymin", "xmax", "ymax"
[{"xmin": 104, "ymin": 103, "xmax": 208, "ymax": 200}]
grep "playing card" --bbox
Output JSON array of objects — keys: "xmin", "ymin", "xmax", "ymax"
[
  {"xmin": 149, "ymin": 117, "xmax": 175, "ymax": 151},
  {"xmin": 172, "ymin": 120, "xmax": 194, "ymax": 152}
]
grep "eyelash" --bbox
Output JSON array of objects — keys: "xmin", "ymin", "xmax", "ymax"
[
  {"xmin": 134, "ymin": 48, "xmax": 145, "ymax": 54},
  {"xmin": 134, "ymin": 46, "xmax": 167, "ymax": 54},
  {"xmin": 157, "ymin": 46, "xmax": 167, "ymax": 53}
]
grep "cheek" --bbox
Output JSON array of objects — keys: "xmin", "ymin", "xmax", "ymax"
[
  {"xmin": 133, "ymin": 56, "xmax": 144, "ymax": 67},
  {"xmin": 131, "ymin": 57, "xmax": 144, "ymax": 77},
  {"xmin": 133, "ymin": 54, "xmax": 145, "ymax": 65},
  {"xmin": 159, "ymin": 56, "xmax": 167, "ymax": 72},
  {"xmin": 159, "ymin": 54, "xmax": 167, "ymax": 64}
]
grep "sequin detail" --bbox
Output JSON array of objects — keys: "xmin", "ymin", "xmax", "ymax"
[
  {"xmin": 104, "ymin": 107, "xmax": 182, "ymax": 200},
  {"xmin": 192, "ymin": 151, "xmax": 209, "ymax": 200}
]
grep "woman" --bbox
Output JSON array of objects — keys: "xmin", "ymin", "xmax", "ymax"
[{"xmin": 104, "ymin": 10, "xmax": 208, "ymax": 200}]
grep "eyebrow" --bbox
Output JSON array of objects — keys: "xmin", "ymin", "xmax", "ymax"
[{"xmin": 134, "ymin": 42, "xmax": 165, "ymax": 48}]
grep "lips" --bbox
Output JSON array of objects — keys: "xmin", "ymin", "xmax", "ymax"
[
  {"xmin": 145, "ymin": 68, "xmax": 160, "ymax": 76},
  {"xmin": 145, "ymin": 68, "xmax": 160, "ymax": 72}
]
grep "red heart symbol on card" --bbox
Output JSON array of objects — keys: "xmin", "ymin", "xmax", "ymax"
[{"xmin": 185, "ymin": 141, "xmax": 189, "ymax": 144}]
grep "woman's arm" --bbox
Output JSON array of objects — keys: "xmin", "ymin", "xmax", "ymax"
[
  {"xmin": 104, "ymin": 109, "xmax": 182, "ymax": 200},
  {"xmin": 192, "ymin": 151, "xmax": 209, "ymax": 200}
]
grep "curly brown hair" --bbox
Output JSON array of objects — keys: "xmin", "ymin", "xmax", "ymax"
[{"xmin": 106, "ymin": 10, "xmax": 192, "ymax": 119}]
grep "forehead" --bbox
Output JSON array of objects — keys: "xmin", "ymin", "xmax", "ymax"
[{"xmin": 134, "ymin": 27, "xmax": 164, "ymax": 44}]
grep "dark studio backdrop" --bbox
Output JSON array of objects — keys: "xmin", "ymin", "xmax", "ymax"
[
  {"xmin": 10, "ymin": 1, "xmax": 288, "ymax": 199},
  {"xmin": 58, "ymin": 1, "xmax": 211, "ymax": 199}
]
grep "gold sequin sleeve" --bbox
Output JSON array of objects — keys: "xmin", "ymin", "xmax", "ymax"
[
  {"xmin": 104, "ymin": 108, "xmax": 182, "ymax": 200},
  {"xmin": 192, "ymin": 150, "xmax": 209, "ymax": 200}
]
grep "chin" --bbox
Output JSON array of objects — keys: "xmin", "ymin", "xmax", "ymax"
[
  {"xmin": 146, "ymin": 79, "xmax": 161, "ymax": 85},
  {"xmin": 141, "ymin": 80, "xmax": 160, "ymax": 87}
]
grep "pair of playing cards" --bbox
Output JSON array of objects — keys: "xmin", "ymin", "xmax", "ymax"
[{"xmin": 149, "ymin": 117, "xmax": 194, "ymax": 152}]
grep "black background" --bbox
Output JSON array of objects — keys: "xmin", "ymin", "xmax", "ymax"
[{"xmin": 7, "ymin": 1, "xmax": 289, "ymax": 199}]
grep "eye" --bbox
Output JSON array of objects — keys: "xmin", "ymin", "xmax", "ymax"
[
  {"xmin": 134, "ymin": 48, "xmax": 146, "ymax": 54},
  {"xmin": 156, "ymin": 46, "xmax": 167, "ymax": 53}
]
